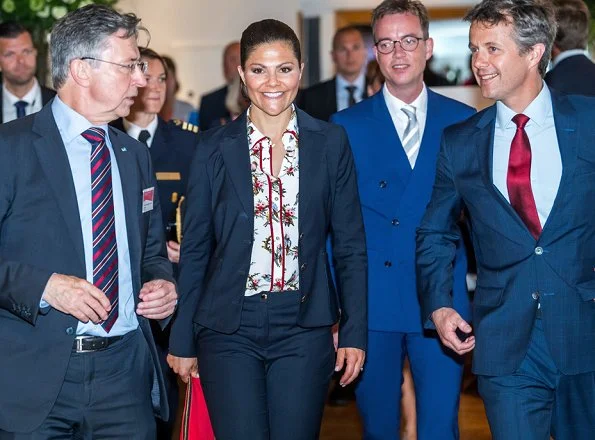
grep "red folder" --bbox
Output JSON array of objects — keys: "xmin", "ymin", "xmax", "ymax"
[{"xmin": 180, "ymin": 376, "xmax": 215, "ymax": 440}]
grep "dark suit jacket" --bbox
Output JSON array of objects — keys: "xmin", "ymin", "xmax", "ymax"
[
  {"xmin": 198, "ymin": 85, "xmax": 228, "ymax": 131},
  {"xmin": 332, "ymin": 90, "xmax": 474, "ymax": 333},
  {"xmin": 111, "ymin": 117, "xmax": 198, "ymax": 228},
  {"xmin": 544, "ymin": 53, "xmax": 595, "ymax": 96},
  {"xmin": 417, "ymin": 91, "xmax": 595, "ymax": 376},
  {"xmin": 298, "ymin": 77, "xmax": 368, "ymax": 122},
  {"xmin": 169, "ymin": 109, "xmax": 368, "ymax": 357},
  {"xmin": 0, "ymin": 103, "xmax": 175, "ymax": 432},
  {"xmin": 0, "ymin": 83, "xmax": 55, "ymax": 123}
]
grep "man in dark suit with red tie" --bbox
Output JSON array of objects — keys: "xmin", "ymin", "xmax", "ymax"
[
  {"xmin": 0, "ymin": 5, "xmax": 177, "ymax": 438},
  {"xmin": 417, "ymin": 1, "xmax": 595, "ymax": 439}
]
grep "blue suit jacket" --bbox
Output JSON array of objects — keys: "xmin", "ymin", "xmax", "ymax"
[
  {"xmin": 169, "ymin": 109, "xmax": 368, "ymax": 357},
  {"xmin": 332, "ymin": 89, "xmax": 474, "ymax": 333},
  {"xmin": 0, "ymin": 103, "xmax": 175, "ymax": 432},
  {"xmin": 417, "ymin": 91, "xmax": 595, "ymax": 376}
]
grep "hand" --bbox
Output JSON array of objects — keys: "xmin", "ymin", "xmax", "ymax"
[
  {"xmin": 42, "ymin": 274, "xmax": 111, "ymax": 323},
  {"xmin": 167, "ymin": 354, "xmax": 199, "ymax": 383},
  {"xmin": 137, "ymin": 279, "xmax": 177, "ymax": 320},
  {"xmin": 432, "ymin": 307, "xmax": 475, "ymax": 355},
  {"xmin": 335, "ymin": 347, "xmax": 366, "ymax": 387},
  {"xmin": 166, "ymin": 241, "xmax": 180, "ymax": 264}
]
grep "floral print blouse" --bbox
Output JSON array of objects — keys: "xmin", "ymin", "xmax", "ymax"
[{"xmin": 245, "ymin": 106, "xmax": 300, "ymax": 295}]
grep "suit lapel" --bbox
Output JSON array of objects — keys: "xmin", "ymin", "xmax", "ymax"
[
  {"xmin": 32, "ymin": 106, "xmax": 85, "ymax": 266},
  {"xmin": 108, "ymin": 127, "xmax": 142, "ymax": 291},
  {"xmin": 220, "ymin": 115, "xmax": 253, "ymax": 216},
  {"xmin": 149, "ymin": 119, "xmax": 169, "ymax": 165},
  {"xmin": 539, "ymin": 93, "xmax": 578, "ymax": 239},
  {"xmin": 371, "ymin": 92, "xmax": 412, "ymax": 185}
]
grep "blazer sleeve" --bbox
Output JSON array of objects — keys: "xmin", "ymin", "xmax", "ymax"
[
  {"xmin": 329, "ymin": 126, "xmax": 368, "ymax": 350},
  {"xmin": 168, "ymin": 143, "xmax": 214, "ymax": 357},
  {"xmin": 416, "ymin": 133, "xmax": 464, "ymax": 328}
]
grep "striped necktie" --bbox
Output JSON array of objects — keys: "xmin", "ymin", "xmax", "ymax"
[
  {"xmin": 401, "ymin": 105, "xmax": 420, "ymax": 168},
  {"xmin": 81, "ymin": 127, "xmax": 119, "ymax": 332}
]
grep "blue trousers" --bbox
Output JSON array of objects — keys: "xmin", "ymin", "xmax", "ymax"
[
  {"xmin": 195, "ymin": 291, "xmax": 335, "ymax": 440},
  {"xmin": 356, "ymin": 330, "xmax": 464, "ymax": 440},
  {"xmin": 478, "ymin": 317, "xmax": 595, "ymax": 440}
]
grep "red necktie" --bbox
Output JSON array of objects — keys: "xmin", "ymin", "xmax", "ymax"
[
  {"xmin": 82, "ymin": 127, "xmax": 119, "ymax": 332},
  {"xmin": 506, "ymin": 114, "xmax": 542, "ymax": 240}
]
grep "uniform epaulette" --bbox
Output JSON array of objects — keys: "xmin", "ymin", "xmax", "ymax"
[{"xmin": 171, "ymin": 119, "xmax": 199, "ymax": 133}]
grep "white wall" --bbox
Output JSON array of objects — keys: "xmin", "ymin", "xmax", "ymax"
[
  {"xmin": 117, "ymin": 0, "xmax": 299, "ymax": 105},
  {"xmin": 116, "ymin": 0, "xmax": 477, "ymax": 103}
]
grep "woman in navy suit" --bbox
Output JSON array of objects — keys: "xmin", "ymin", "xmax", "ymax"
[{"xmin": 168, "ymin": 19, "xmax": 367, "ymax": 440}]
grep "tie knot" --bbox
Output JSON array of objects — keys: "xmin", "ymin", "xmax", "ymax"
[
  {"xmin": 81, "ymin": 127, "xmax": 106, "ymax": 145},
  {"xmin": 14, "ymin": 100, "xmax": 28, "ymax": 110},
  {"xmin": 138, "ymin": 129, "xmax": 151, "ymax": 145},
  {"xmin": 402, "ymin": 105, "xmax": 416, "ymax": 120},
  {"xmin": 512, "ymin": 113, "xmax": 529, "ymax": 129},
  {"xmin": 345, "ymin": 85, "xmax": 356, "ymax": 94}
]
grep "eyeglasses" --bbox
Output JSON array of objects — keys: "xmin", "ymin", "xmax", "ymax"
[
  {"xmin": 79, "ymin": 57, "xmax": 148, "ymax": 74},
  {"xmin": 374, "ymin": 36, "xmax": 426, "ymax": 54}
]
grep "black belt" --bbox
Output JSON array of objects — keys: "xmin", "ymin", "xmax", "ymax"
[{"xmin": 73, "ymin": 335, "xmax": 124, "ymax": 353}]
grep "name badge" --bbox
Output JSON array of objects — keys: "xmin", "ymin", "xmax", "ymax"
[
  {"xmin": 156, "ymin": 172, "xmax": 181, "ymax": 181},
  {"xmin": 142, "ymin": 187, "xmax": 154, "ymax": 213}
]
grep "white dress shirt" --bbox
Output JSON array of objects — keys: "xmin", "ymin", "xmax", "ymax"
[
  {"xmin": 336, "ymin": 73, "xmax": 366, "ymax": 112},
  {"xmin": 123, "ymin": 116, "xmax": 159, "ymax": 148},
  {"xmin": 51, "ymin": 96, "xmax": 138, "ymax": 337},
  {"xmin": 383, "ymin": 83, "xmax": 428, "ymax": 167},
  {"xmin": 493, "ymin": 84, "xmax": 562, "ymax": 227},
  {"xmin": 2, "ymin": 78, "xmax": 43, "ymax": 122}
]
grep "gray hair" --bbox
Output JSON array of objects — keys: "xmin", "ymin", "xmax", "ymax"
[
  {"xmin": 50, "ymin": 4, "xmax": 147, "ymax": 89},
  {"xmin": 464, "ymin": 0, "xmax": 557, "ymax": 77},
  {"xmin": 371, "ymin": 0, "xmax": 430, "ymax": 40}
]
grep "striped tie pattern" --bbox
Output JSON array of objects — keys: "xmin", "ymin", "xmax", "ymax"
[
  {"xmin": 82, "ymin": 127, "xmax": 119, "ymax": 332},
  {"xmin": 401, "ymin": 105, "xmax": 420, "ymax": 168}
]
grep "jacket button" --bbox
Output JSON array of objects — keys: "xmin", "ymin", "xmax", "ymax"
[
  {"xmin": 532, "ymin": 292, "xmax": 540, "ymax": 300},
  {"xmin": 301, "ymin": 294, "xmax": 308, "ymax": 303},
  {"xmin": 534, "ymin": 247, "xmax": 543, "ymax": 255},
  {"xmin": 300, "ymin": 263, "xmax": 307, "ymax": 271},
  {"xmin": 299, "ymin": 233, "xmax": 304, "ymax": 240},
  {"xmin": 379, "ymin": 180, "xmax": 387, "ymax": 188},
  {"xmin": 65, "ymin": 327, "xmax": 74, "ymax": 335},
  {"xmin": 392, "ymin": 218, "xmax": 400, "ymax": 226},
  {"xmin": 384, "ymin": 261, "xmax": 392, "ymax": 267}
]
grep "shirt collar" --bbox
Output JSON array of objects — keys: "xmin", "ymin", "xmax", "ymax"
[
  {"xmin": 51, "ymin": 95, "xmax": 110, "ymax": 144},
  {"xmin": 383, "ymin": 82, "xmax": 427, "ymax": 117},
  {"xmin": 123, "ymin": 115, "xmax": 159, "ymax": 143},
  {"xmin": 496, "ymin": 82, "xmax": 552, "ymax": 129},
  {"xmin": 246, "ymin": 104, "xmax": 299, "ymax": 151},
  {"xmin": 3, "ymin": 77, "xmax": 40, "ymax": 106},
  {"xmin": 551, "ymin": 49, "xmax": 590, "ymax": 68},
  {"xmin": 336, "ymin": 72, "xmax": 366, "ymax": 94}
]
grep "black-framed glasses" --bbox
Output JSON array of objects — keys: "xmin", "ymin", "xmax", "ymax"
[
  {"xmin": 79, "ymin": 57, "xmax": 148, "ymax": 74},
  {"xmin": 374, "ymin": 36, "xmax": 426, "ymax": 54}
]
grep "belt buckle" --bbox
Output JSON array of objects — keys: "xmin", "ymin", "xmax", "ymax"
[{"xmin": 74, "ymin": 336, "xmax": 95, "ymax": 353}]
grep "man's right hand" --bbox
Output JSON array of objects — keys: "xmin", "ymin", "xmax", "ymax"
[
  {"xmin": 431, "ymin": 307, "xmax": 475, "ymax": 355},
  {"xmin": 42, "ymin": 273, "xmax": 111, "ymax": 323},
  {"xmin": 167, "ymin": 354, "xmax": 199, "ymax": 383}
]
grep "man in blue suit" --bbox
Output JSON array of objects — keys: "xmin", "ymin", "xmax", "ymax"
[
  {"xmin": 417, "ymin": 1, "xmax": 595, "ymax": 439},
  {"xmin": 331, "ymin": 1, "xmax": 474, "ymax": 438}
]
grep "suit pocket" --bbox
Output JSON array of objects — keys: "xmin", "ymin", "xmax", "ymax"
[{"xmin": 473, "ymin": 283, "xmax": 504, "ymax": 307}]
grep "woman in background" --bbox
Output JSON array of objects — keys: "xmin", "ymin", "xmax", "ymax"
[{"xmin": 168, "ymin": 19, "xmax": 367, "ymax": 440}]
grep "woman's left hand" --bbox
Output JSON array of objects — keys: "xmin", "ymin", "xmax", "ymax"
[{"xmin": 335, "ymin": 347, "xmax": 366, "ymax": 387}]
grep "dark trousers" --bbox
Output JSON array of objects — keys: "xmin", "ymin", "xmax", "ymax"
[
  {"xmin": 356, "ymin": 330, "xmax": 463, "ymax": 440},
  {"xmin": 0, "ymin": 329, "xmax": 156, "ymax": 440},
  {"xmin": 478, "ymin": 317, "xmax": 595, "ymax": 440},
  {"xmin": 196, "ymin": 291, "xmax": 335, "ymax": 440}
]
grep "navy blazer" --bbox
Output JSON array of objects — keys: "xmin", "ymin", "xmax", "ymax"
[
  {"xmin": 169, "ymin": 109, "xmax": 368, "ymax": 357},
  {"xmin": 332, "ymin": 89, "xmax": 474, "ymax": 333},
  {"xmin": 0, "ymin": 103, "xmax": 175, "ymax": 431},
  {"xmin": 544, "ymin": 54, "xmax": 595, "ymax": 96},
  {"xmin": 198, "ymin": 85, "xmax": 229, "ymax": 131},
  {"xmin": 298, "ymin": 77, "xmax": 369, "ymax": 122},
  {"xmin": 417, "ymin": 91, "xmax": 595, "ymax": 376},
  {"xmin": 0, "ymin": 83, "xmax": 55, "ymax": 123}
]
